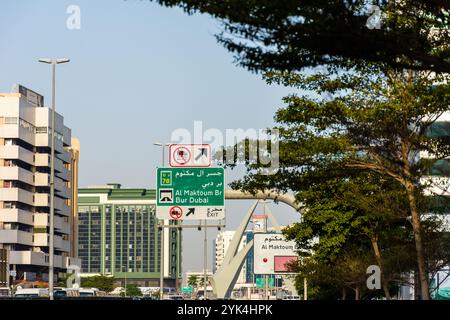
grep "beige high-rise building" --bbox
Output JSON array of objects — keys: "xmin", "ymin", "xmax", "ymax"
[
  {"xmin": 69, "ymin": 138, "xmax": 80, "ymax": 259},
  {"xmin": 0, "ymin": 84, "xmax": 80, "ymax": 283}
]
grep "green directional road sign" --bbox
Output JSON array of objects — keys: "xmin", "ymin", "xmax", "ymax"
[
  {"xmin": 156, "ymin": 167, "xmax": 225, "ymax": 220},
  {"xmin": 181, "ymin": 287, "xmax": 193, "ymax": 293},
  {"xmin": 256, "ymin": 278, "xmax": 275, "ymax": 288}
]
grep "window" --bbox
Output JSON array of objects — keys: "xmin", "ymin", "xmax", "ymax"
[
  {"xmin": 35, "ymin": 127, "xmax": 48, "ymax": 134},
  {"xmin": 4, "ymin": 117, "xmax": 18, "ymax": 124}
]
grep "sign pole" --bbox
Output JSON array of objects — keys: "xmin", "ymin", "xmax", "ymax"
[
  {"xmin": 159, "ymin": 221, "xmax": 164, "ymax": 300},
  {"xmin": 203, "ymin": 219, "xmax": 207, "ymax": 299}
]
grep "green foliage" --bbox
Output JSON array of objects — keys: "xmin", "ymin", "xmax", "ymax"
[
  {"xmin": 80, "ymin": 276, "xmax": 115, "ymax": 293},
  {"xmin": 121, "ymin": 284, "xmax": 143, "ymax": 297},
  {"xmin": 226, "ymin": 66, "xmax": 449, "ymax": 299},
  {"xmin": 152, "ymin": 0, "xmax": 450, "ymax": 73},
  {"xmin": 187, "ymin": 275, "xmax": 199, "ymax": 288}
]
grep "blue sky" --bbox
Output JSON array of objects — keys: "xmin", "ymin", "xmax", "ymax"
[{"xmin": 0, "ymin": 0, "xmax": 300, "ymax": 273}]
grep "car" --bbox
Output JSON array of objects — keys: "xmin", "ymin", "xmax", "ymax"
[{"xmin": 167, "ymin": 294, "xmax": 184, "ymax": 300}]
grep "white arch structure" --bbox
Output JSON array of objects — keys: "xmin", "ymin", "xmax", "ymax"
[{"xmin": 210, "ymin": 190, "xmax": 302, "ymax": 299}]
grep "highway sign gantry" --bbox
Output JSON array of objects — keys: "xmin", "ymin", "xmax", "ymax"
[
  {"xmin": 169, "ymin": 144, "xmax": 211, "ymax": 167},
  {"xmin": 156, "ymin": 167, "xmax": 225, "ymax": 220}
]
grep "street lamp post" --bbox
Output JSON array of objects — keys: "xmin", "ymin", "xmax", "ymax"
[
  {"xmin": 154, "ymin": 142, "xmax": 169, "ymax": 300},
  {"xmin": 38, "ymin": 58, "xmax": 70, "ymax": 301}
]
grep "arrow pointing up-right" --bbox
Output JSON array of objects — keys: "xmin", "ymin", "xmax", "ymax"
[{"xmin": 195, "ymin": 148, "xmax": 208, "ymax": 161}]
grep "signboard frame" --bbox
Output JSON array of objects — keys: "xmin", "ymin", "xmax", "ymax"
[
  {"xmin": 156, "ymin": 167, "xmax": 225, "ymax": 220},
  {"xmin": 253, "ymin": 233, "xmax": 298, "ymax": 275}
]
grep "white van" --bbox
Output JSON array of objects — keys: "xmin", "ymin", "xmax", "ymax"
[{"xmin": 14, "ymin": 288, "xmax": 49, "ymax": 298}]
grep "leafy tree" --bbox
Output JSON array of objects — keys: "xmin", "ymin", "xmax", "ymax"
[
  {"xmin": 292, "ymin": 244, "xmax": 377, "ymax": 300},
  {"xmin": 228, "ymin": 65, "xmax": 450, "ymax": 299},
  {"xmin": 121, "ymin": 284, "xmax": 143, "ymax": 297},
  {"xmin": 282, "ymin": 170, "xmax": 449, "ymax": 299},
  {"xmin": 80, "ymin": 276, "xmax": 115, "ymax": 292},
  {"xmin": 152, "ymin": 0, "xmax": 450, "ymax": 73}
]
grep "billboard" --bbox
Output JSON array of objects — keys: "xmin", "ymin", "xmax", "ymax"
[{"xmin": 253, "ymin": 233, "xmax": 298, "ymax": 274}]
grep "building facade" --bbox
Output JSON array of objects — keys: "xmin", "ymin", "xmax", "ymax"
[
  {"xmin": 0, "ymin": 85, "xmax": 79, "ymax": 283},
  {"xmin": 77, "ymin": 184, "xmax": 182, "ymax": 287},
  {"xmin": 69, "ymin": 138, "xmax": 80, "ymax": 258}
]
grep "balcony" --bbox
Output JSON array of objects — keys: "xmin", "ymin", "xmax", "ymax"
[
  {"xmin": 34, "ymin": 193, "xmax": 49, "ymax": 207},
  {"xmin": 55, "ymin": 178, "xmax": 70, "ymax": 199},
  {"xmin": 0, "ymin": 229, "xmax": 33, "ymax": 246},
  {"xmin": 9, "ymin": 251, "xmax": 65, "ymax": 268},
  {"xmin": 0, "ymin": 208, "xmax": 33, "ymax": 225},
  {"xmin": 55, "ymin": 197, "xmax": 70, "ymax": 216},
  {"xmin": 34, "ymin": 153, "xmax": 49, "ymax": 167},
  {"xmin": 56, "ymin": 149, "xmax": 71, "ymax": 164},
  {"xmin": 34, "ymin": 133, "xmax": 50, "ymax": 147},
  {"xmin": 33, "ymin": 234, "xmax": 70, "ymax": 253},
  {"xmin": 0, "ymin": 124, "xmax": 19, "ymax": 139},
  {"xmin": 0, "ymin": 145, "xmax": 34, "ymax": 165},
  {"xmin": 34, "ymin": 172, "xmax": 49, "ymax": 186},
  {"xmin": 0, "ymin": 188, "xmax": 34, "ymax": 206},
  {"xmin": 55, "ymin": 217, "xmax": 70, "ymax": 235},
  {"xmin": 55, "ymin": 167, "xmax": 70, "ymax": 182},
  {"xmin": 33, "ymin": 213, "xmax": 70, "ymax": 235},
  {"xmin": 0, "ymin": 167, "xmax": 34, "ymax": 185},
  {"xmin": 33, "ymin": 233, "xmax": 49, "ymax": 246}
]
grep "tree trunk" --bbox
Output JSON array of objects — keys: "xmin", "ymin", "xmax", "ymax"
[
  {"xmin": 405, "ymin": 181, "xmax": 430, "ymax": 300},
  {"xmin": 370, "ymin": 237, "xmax": 391, "ymax": 299},
  {"xmin": 355, "ymin": 287, "xmax": 359, "ymax": 300},
  {"xmin": 342, "ymin": 287, "xmax": 346, "ymax": 300}
]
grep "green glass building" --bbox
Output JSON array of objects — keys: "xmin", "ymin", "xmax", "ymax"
[{"xmin": 77, "ymin": 184, "xmax": 181, "ymax": 287}]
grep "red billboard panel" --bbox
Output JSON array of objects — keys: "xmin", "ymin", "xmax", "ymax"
[{"xmin": 274, "ymin": 256, "xmax": 298, "ymax": 273}]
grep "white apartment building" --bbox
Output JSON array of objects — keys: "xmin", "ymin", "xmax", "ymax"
[
  {"xmin": 214, "ymin": 230, "xmax": 247, "ymax": 284},
  {"xmin": 0, "ymin": 85, "xmax": 79, "ymax": 283}
]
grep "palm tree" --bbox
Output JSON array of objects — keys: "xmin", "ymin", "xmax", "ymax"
[{"xmin": 187, "ymin": 275, "xmax": 198, "ymax": 289}]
